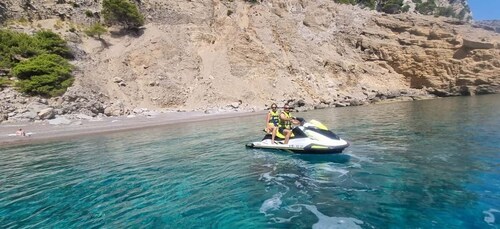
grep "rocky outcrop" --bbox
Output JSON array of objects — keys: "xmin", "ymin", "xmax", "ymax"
[
  {"xmin": 0, "ymin": 0, "xmax": 499, "ymax": 123},
  {"xmin": 358, "ymin": 14, "xmax": 500, "ymax": 97},
  {"xmin": 473, "ymin": 20, "xmax": 500, "ymax": 34}
]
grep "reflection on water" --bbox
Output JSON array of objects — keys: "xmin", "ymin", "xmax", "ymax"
[{"xmin": 0, "ymin": 95, "xmax": 499, "ymax": 228}]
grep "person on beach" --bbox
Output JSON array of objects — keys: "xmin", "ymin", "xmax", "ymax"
[
  {"xmin": 16, "ymin": 128, "xmax": 26, "ymax": 137},
  {"xmin": 279, "ymin": 104, "xmax": 300, "ymax": 144},
  {"xmin": 265, "ymin": 103, "xmax": 280, "ymax": 144}
]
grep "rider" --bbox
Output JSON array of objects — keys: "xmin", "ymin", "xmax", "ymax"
[
  {"xmin": 279, "ymin": 104, "xmax": 300, "ymax": 144},
  {"xmin": 265, "ymin": 103, "xmax": 280, "ymax": 144}
]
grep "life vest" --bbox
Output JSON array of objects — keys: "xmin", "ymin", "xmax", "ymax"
[
  {"xmin": 268, "ymin": 110, "xmax": 279, "ymax": 125},
  {"xmin": 279, "ymin": 111, "xmax": 292, "ymax": 129}
]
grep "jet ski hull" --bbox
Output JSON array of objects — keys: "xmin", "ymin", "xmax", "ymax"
[
  {"xmin": 246, "ymin": 120, "xmax": 350, "ymax": 154},
  {"xmin": 245, "ymin": 141, "xmax": 349, "ymax": 154}
]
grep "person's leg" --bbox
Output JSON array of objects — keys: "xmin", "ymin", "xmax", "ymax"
[
  {"xmin": 271, "ymin": 126, "xmax": 279, "ymax": 144},
  {"xmin": 265, "ymin": 123, "xmax": 273, "ymax": 133},
  {"xmin": 284, "ymin": 129, "xmax": 292, "ymax": 144}
]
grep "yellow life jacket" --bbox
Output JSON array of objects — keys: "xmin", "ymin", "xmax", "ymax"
[
  {"xmin": 269, "ymin": 110, "xmax": 279, "ymax": 125},
  {"xmin": 279, "ymin": 111, "xmax": 292, "ymax": 129}
]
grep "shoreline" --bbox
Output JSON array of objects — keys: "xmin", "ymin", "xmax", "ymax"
[
  {"xmin": 2, "ymin": 93, "xmax": 496, "ymax": 147},
  {"xmin": 0, "ymin": 110, "xmax": 264, "ymax": 147}
]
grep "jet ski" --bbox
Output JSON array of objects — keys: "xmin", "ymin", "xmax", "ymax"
[{"xmin": 246, "ymin": 119, "xmax": 349, "ymax": 154}]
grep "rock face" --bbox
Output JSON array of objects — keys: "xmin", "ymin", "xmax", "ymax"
[
  {"xmin": 0, "ymin": 2, "xmax": 7, "ymax": 24},
  {"xmin": 474, "ymin": 20, "xmax": 500, "ymax": 34},
  {"xmin": 359, "ymin": 14, "xmax": 500, "ymax": 96},
  {"xmin": 0, "ymin": 0, "xmax": 499, "ymax": 123}
]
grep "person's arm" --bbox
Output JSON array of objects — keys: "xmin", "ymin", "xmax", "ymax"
[
  {"xmin": 279, "ymin": 112, "xmax": 287, "ymax": 121},
  {"xmin": 265, "ymin": 113, "xmax": 271, "ymax": 125}
]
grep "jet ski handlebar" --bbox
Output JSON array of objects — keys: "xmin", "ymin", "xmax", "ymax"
[{"xmin": 293, "ymin": 117, "xmax": 306, "ymax": 126}]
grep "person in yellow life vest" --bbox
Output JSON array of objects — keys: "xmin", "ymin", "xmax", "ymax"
[
  {"xmin": 265, "ymin": 103, "xmax": 280, "ymax": 144},
  {"xmin": 279, "ymin": 104, "xmax": 300, "ymax": 144}
]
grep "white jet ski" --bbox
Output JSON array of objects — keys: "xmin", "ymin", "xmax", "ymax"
[{"xmin": 246, "ymin": 119, "xmax": 349, "ymax": 154}]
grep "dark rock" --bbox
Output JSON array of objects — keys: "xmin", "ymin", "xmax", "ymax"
[
  {"xmin": 475, "ymin": 85, "xmax": 498, "ymax": 95},
  {"xmin": 427, "ymin": 88, "xmax": 452, "ymax": 97}
]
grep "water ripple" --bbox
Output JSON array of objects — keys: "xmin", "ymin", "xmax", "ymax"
[{"xmin": 1, "ymin": 95, "xmax": 499, "ymax": 228}]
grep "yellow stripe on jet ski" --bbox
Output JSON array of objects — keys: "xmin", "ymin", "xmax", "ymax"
[
  {"xmin": 309, "ymin": 120, "xmax": 328, "ymax": 130},
  {"xmin": 311, "ymin": 145, "xmax": 328, "ymax": 149},
  {"xmin": 276, "ymin": 130, "xmax": 294, "ymax": 139}
]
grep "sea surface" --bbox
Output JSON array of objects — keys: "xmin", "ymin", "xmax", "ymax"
[{"xmin": 1, "ymin": 95, "xmax": 499, "ymax": 228}]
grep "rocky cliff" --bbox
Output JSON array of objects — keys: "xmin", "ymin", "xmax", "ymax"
[
  {"xmin": 474, "ymin": 20, "xmax": 500, "ymax": 34},
  {"xmin": 0, "ymin": 0, "xmax": 499, "ymax": 122}
]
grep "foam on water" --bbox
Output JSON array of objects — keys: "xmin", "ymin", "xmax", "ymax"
[
  {"xmin": 320, "ymin": 164, "xmax": 350, "ymax": 177},
  {"xmin": 483, "ymin": 209, "xmax": 500, "ymax": 225},
  {"xmin": 302, "ymin": 204, "xmax": 363, "ymax": 229},
  {"xmin": 259, "ymin": 193, "xmax": 283, "ymax": 216}
]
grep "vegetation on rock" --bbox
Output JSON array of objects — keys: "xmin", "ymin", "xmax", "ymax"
[
  {"xmin": 13, "ymin": 54, "xmax": 74, "ymax": 97},
  {"xmin": 0, "ymin": 77, "xmax": 12, "ymax": 88},
  {"xmin": 415, "ymin": 0, "xmax": 437, "ymax": 15},
  {"xmin": 0, "ymin": 29, "xmax": 73, "ymax": 97},
  {"xmin": 84, "ymin": 23, "xmax": 107, "ymax": 39},
  {"xmin": 379, "ymin": 0, "xmax": 405, "ymax": 14},
  {"xmin": 101, "ymin": 0, "xmax": 144, "ymax": 29}
]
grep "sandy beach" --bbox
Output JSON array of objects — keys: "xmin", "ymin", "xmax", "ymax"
[{"xmin": 0, "ymin": 111, "xmax": 263, "ymax": 147}]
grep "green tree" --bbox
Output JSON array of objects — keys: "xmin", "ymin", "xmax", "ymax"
[
  {"xmin": 13, "ymin": 54, "xmax": 73, "ymax": 97},
  {"xmin": 102, "ymin": 0, "xmax": 144, "ymax": 29},
  {"xmin": 436, "ymin": 6, "xmax": 456, "ymax": 18},
  {"xmin": 0, "ymin": 30, "xmax": 40, "ymax": 68},
  {"xmin": 33, "ymin": 30, "xmax": 72, "ymax": 58},
  {"xmin": 84, "ymin": 23, "xmax": 108, "ymax": 39},
  {"xmin": 0, "ymin": 29, "xmax": 72, "ymax": 69},
  {"xmin": 379, "ymin": 0, "xmax": 404, "ymax": 14},
  {"xmin": 416, "ymin": 0, "xmax": 437, "ymax": 15},
  {"xmin": 334, "ymin": 0, "xmax": 357, "ymax": 5},
  {"xmin": 358, "ymin": 0, "xmax": 376, "ymax": 9}
]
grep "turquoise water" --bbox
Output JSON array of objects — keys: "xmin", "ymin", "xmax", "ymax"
[{"xmin": 1, "ymin": 95, "xmax": 499, "ymax": 228}]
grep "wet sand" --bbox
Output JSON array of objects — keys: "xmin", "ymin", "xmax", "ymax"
[{"xmin": 0, "ymin": 111, "xmax": 263, "ymax": 147}]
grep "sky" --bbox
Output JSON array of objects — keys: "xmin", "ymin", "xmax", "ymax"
[{"xmin": 467, "ymin": 0, "xmax": 500, "ymax": 20}]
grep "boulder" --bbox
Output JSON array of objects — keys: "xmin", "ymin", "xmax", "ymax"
[
  {"xmin": 38, "ymin": 108, "xmax": 55, "ymax": 120},
  {"xmin": 19, "ymin": 111, "xmax": 38, "ymax": 120},
  {"xmin": 113, "ymin": 77, "xmax": 124, "ymax": 83},
  {"xmin": 104, "ymin": 107, "xmax": 114, "ymax": 116},
  {"xmin": 463, "ymin": 39, "xmax": 495, "ymax": 49},
  {"xmin": 230, "ymin": 101, "xmax": 241, "ymax": 109},
  {"xmin": 48, "ymin": 116, "xmax": 72, "ymax": 125},
  {"xmin": 27, "ymin": 102, "xmax": 49, "ymax": 113}
]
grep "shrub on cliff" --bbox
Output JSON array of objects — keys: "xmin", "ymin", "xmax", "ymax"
[
  {"xmin": 84, "ymin": 23, "xmax": 107, "ymax": 39},
  {"xmin": 358, "ymin": 0, "xmax": 376, "ymax": 9},
  {"xmin": 0, "ymin": 30, "xmax": 39, "ymax": 69},
  {"xmin": 13, "ymin": 54, "xmax": 73, "ymax": 97},
  {"xmin": 334, "ymin": 0, "xmax": 357, "ymax": 5},
  {"xmin": 0, "ymin": 77, "xmax": 12, "ymax": 88},
  {"xmin": 102, "ymin": 0, "xmax": 144, "ymax": 29},
  {"xmin": 415, "ymin": 0, "xmax": 437, "ymax": 15},
  {"xmin": 33, "ymin": 30, "xmax": 72, "ymax": 58},
  {"xmin": 0, "ymin": 29, "xmax": 71, "ymax": 68},
  {"xmin": 436, "ymin": 6, "xmax": 456, "ymax": 18},
  {"xmin": 379, "ymin": 0, "xmax": 405, "ymax": 14}
]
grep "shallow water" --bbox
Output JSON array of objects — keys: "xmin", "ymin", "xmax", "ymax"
[{"xmin": 1, "ymin": 95, "xmax": 499, "ymax": 228}]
